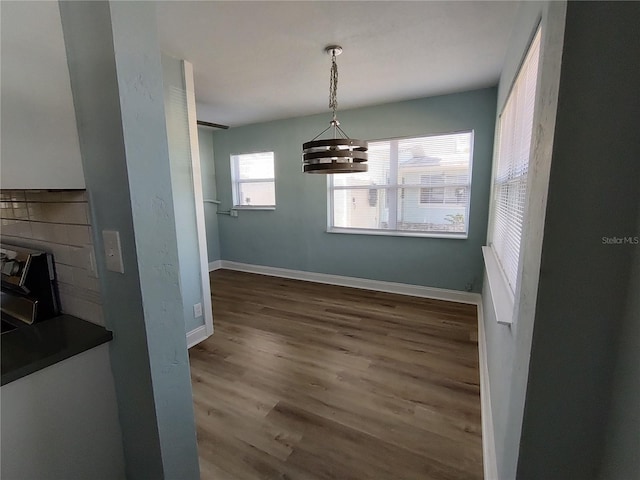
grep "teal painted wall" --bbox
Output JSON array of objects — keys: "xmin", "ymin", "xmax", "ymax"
[
  {"xmin": 211, "ymin": 88, "xmax": 496, "ymax": 292},
  {"xmin": 198, "ymin": 126, "xmax": 221, "ymax": 262},
  {"xmin": 161, "ymin": 54, "xmax": 205, "ymax": 333}
]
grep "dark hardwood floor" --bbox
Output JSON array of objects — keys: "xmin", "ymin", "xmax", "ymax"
[{"xmin": 190, "ymin": 269, "xmax": 482, "ymax": 480}]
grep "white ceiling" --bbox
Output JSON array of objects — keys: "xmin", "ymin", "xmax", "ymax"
[{"xmin": 157, "ymin": 1, "xmax": 519, "ymax": 127}]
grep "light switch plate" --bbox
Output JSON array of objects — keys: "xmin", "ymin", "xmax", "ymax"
[
  {"xmin": 193, "ymin": 303, "xmax": 203, "ymax": 318},
  {"xmin": 102, "ymin": 230, "xmax": 124, "ymax": 273}
]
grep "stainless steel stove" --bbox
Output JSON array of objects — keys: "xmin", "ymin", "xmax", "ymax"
[{"xmin": 1, "ymin": 243, "xmax": 60, "ymax": 333}]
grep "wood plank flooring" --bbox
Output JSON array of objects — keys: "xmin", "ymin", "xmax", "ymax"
[{"xmin": 190, "ymin": 269, "xmax": 482, "ymax": 480}]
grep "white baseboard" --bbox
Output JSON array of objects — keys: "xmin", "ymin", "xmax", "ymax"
[
  {"xmin": 186, "ymin": 324, "xmax": 209, "ymax": 349},
  {"xmin": 477, "ymin": 301, "xmax": 498, "ymax": 480},
  {"xmin": 213, "ymin": 260, "xmax": 480, "ymax": 305},
  {"xmin": 208, "ymin": 260, "xmax": 223, "ymax": 272}
]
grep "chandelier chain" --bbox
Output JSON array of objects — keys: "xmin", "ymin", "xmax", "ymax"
[{"xmin": 329, "ymin": 52, "xmax": 339, "ymax": 120}]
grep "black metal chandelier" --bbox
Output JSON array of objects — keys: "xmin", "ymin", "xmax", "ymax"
[{"xmin": 302, "ymin": 46, "xmax": 368, "ymax": 174}]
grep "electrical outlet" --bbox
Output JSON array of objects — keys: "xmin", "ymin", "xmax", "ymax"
[
  {"xmin": 102, "ymin": 230, "xmax": 124, "ymax": 273},
  {"xmin": 193, "ymin": 302, "xmax": 203, "ymax": 318},
  {"xmin": 230, "ymin": 209, "xmax": 239, "ymax": 217}
]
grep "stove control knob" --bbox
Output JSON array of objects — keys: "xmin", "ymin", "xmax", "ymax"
[{"xmin": 2, "ymin": 260, "xmax": 20, "ymax": 276}]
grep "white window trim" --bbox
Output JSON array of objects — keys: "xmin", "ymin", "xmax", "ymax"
[
  {"xmin": 232, "ymin": 205, "xmax": 276, "ymax": 211},
  {"xmin": 327, "ymin": 131, "xmax": 474, "ymax": 238},
  {"xmin": 230, "ymin": 151, "xmax": 276, "ymax": 209},
  {"xmin": 482, "ymin": 246, "xmax": 514, "ymax": 325},
  {"xmin": 328, "ymin": 227, "xmax": 468, "ymax": 240}
]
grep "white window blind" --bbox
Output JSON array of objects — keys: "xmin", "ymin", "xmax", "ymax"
[
  {"xmin": 490, "ymin": 27, "xmax": 541, "ymax": 292},
  {"xmin": 329, "ymin": 131, "xmax": 473, "ymax": 237},
  {"xmin": 230, "ymin": 152, "xmax": 276, "ymax": 208}
]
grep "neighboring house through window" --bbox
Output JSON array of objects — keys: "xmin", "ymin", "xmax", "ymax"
[
  {"xmin": 419, "ymin": 173, "xmax": 469, "ymax": 206},
  {"xmin": 230, "ymin": 152, "xmax": 276, "ymax": 208},
  {"xmin": 329, "ymin": 131, "xmax": 473, "ymax": 237}
]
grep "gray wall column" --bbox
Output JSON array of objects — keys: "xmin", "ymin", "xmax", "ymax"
[
  {"xmin": 598, "ymin": 207, "xmax": 640, "ymax": 480},
  {"xmin": 517, "ymin": 2, "xmax": 640, "ymax": 478},
  {"xmin": 59, "ymin": 2, "xmax": 200, "ymax": 478}
]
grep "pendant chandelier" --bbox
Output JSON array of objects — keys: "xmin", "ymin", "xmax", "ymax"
[{"xmin": 302, "ymin": 46, "xmax": 368, "ymax": 174}]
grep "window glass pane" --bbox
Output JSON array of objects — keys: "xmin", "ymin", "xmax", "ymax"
[
  {"xmin": 233, "ymin": 152, "xmax": 274, "ymax": 180},
  {"xmin": 420, "ymin": 187, "xmax": 445, "ymax": 204},
  {"xmin": 332, "ymin": 188, "xmax": 390, "ymax": 230},
  {"xmin": 332, "ymin": 141, "xmax": 390, "ymax": 187},
  {"xmin": 329, "ymin": 131, "xmax": 472, "ymax": 236},
  {"xmin": 398, "ymin": 133, "xmax": 472, "ymax": 187},
  {"xmin": 398, "ymin": 187, "xmax": 467, "ymax": 234},
  {"xmin": 237, "ymin": 182, "xmax": 275, "ymax": 206},
  {"xmin": 419, "ymin": 183, "xmax": 469, "ymax": 205},
  {"xmin": 231, "ymin": 151, "xmax": 276, "ymax": 207},
  {"xmin": 489, "ymin": 27, "xmax": 541, "ymax": 292}
]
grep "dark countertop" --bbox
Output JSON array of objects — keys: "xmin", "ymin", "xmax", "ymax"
[{"xmin": 1, "ymin": 315, "xmax": 112, "ymax": 386}]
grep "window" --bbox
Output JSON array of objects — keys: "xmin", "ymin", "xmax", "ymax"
[
  {"xmin": 329, "ymin": 131, "xmax": 473, "ymax": 237},
  {"xmin": 489, "ymin": 27, "xmax": 541, "ymax": 294},
  {"xmin": 230, "ymin": 152, "xmax": 275, "ymax": 208}
]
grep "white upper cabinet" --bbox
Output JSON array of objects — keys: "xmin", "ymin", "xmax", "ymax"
[{"xmin": 1, "ymin": 1, "xmax": 85, "ymax": 189}]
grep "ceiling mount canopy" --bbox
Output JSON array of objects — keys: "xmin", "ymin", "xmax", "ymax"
[{"xmin": 302, "ymin": 45, "xmax": 368, "ymax": 174}]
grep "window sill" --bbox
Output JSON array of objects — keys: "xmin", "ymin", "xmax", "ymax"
[
  {"xmin": 327, "ymin": 227, "xmax": 468, "ymax": 240},
  {"xmin": 232, "ymin": 206, "xmax": 276, "ymax": 211},
  {"xmin": 482, "ymin": 246, "xmax": 514, "ymax": 326}
]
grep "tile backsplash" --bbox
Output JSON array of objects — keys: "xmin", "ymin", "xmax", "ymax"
[{"xmin": 1, "ymin": 190, "xmax": 104, "ymax": 325}]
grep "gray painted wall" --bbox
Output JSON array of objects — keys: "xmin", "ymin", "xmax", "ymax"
[
  {"xmin": 211, "ymin": 88, "xmax": 497, "ymax": 292},
  {"xmin": 599, "ymin": 207, "xmax": 640, "ymax": 480},
  {"xmin": 162, "ymin": 54, "xmax": 205, "ymax": 332},
  {"xmin": 60, "ymin": 2, "xmax": 199, "ymax": 478},
  {"xmin": 481, "ymin": 2, "xmax": 567, "ymax": 479},
  {"xmin": 518, "ymin": 2, "xmax": 640, "ymax": 478},
  {"xmin": 198, "ymin": 126, "xmax": 222, "ymax": 262}
]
